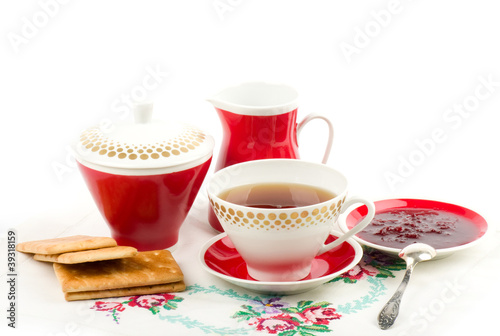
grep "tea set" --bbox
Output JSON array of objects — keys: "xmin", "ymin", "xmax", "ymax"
[{"xmin": 73, "ymin": 81, "xmax": 488, "ymax": 327}]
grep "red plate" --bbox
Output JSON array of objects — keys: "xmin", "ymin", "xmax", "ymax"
[{"xmin": 339, "ymin": 198, "xmax": 488, "ymax": 258}]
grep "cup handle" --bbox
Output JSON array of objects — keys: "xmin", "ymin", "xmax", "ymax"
[
  {"xmin": 317, "ymin": 197, "xmax": 375, "ymax": 255},
  {"xmin": 297, "ymin": 113, "xmax": 334, "ymax": 164}
]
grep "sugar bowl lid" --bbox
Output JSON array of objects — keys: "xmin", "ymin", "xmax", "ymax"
[{"xmin": 74, "ymin": 103, "xmax": 214, "ymax": 173}]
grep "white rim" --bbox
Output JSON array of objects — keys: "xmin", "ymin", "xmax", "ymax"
[
  {"xmin": 207, "ymin": 159, "xmax": 349, "ymax": 200},
  {"xmin": 209, "ymin": 81, "xmax": 299, "ymax": 116},
  {"xmin": 77, "ymin": 152, "xmax": 212, "ymax": 175}
]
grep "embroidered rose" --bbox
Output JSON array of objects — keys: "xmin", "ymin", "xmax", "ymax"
[
  {"xmin": 300, "ymin": 306, "xmax": 341, "ymax": 325},
  {"xmin": 342, "ymin": 264, "xmax": 378, "ymax": 281},
  {"xmin": 91, "ymin": 293, "xmax": 184, "ymax": 324},
  {"xmin": 127, "ymin": 294, "xmax": 176, "ymax": 309},
  {"xmin": 249, "ymin": 313, "xmax": 301, "ymax": 334}
]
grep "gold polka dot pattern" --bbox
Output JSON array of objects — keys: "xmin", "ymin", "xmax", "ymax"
[
  {"xmin": 210, "ymin": 196, "xmax": 347, "ymax": 231},
  {"xmin": 79, "ymin": 126, "xmax": 207, "ymax": 161}
]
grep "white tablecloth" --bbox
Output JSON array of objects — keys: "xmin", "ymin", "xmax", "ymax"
[{"xmin": 4, "ymin": 190, "xmax": 499, "ymax": 336}]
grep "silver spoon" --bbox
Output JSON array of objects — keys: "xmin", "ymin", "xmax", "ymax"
[{"xmin": 378, "ymin": 243, "xmax": 437, "ymax": 330}]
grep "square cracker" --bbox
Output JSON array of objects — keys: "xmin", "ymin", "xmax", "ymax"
[
  {"xmin": 16, "ymin": 235, "xmax": 117, "ymax": 254},
  {"xmin": 64, "ymin": 281, "xmax": 186, "ymax": 301},
  {"xmin": 53, "ymin": 250, "xmax": 183, "ymax": 293},
  {"xmin": 34, "ymin": 246, "xmax": 138, "ymax": 264}
]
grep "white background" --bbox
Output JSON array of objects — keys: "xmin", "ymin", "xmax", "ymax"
[{"xmin": 1, "ymin": 1, "xmax": 499, "ymax": 335}]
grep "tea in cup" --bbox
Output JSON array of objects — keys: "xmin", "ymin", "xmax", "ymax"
[{"xmin": 206, "ymin": 159, "xmax": 375, "ymax": 282}]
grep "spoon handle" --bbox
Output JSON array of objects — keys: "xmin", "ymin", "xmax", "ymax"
[{"xmin": 378, "ymin": 266, "xmax": 413, "ymax": 330}]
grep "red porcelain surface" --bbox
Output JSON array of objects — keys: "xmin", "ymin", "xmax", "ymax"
[
  {"xmin": 78, "ymin": 158, "xmax": 212, "ymax": 251},
  {"xmin": 204, "ymin": 234, "xmax": 356, "ymax": 282},
  {"xmin": 214, "ymin": 108, "xmax": 300, "ymax": 170}
]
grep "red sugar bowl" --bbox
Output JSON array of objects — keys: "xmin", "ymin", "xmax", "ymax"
[{"xmin": 73, "ymin": 103, "xmax": 214, "ymax": 251}]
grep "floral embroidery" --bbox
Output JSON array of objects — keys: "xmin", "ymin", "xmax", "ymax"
[
  {"xmin": 127, "ymin": 293, "xmax": 182, "ymax": 313},
  {"xmin": 249, "ymin": 298, "xmax": 290, "ymax": 314},
  {"xmin": 233, "ymin": 299, "xmax": 341, "ymax": 335},
  {"xmin": 363, "ymin": 247, "xmax": 407, "ymax": 278},
  {"xmin": 91, "ymin": 293, "xmax": 184, "ymax": 323},
  {"xmin": 88, "ymin": 247, "xmax": 406, "ymax": 334},
  {"xmin": 338, "ymin": 264, "xmax": 379, "ymax": 283},
  {"xmin": 249, "ymin": 313, "xmax": 301, "ymax": 334},
  {"xmin": 91, "ymin": 301, "xmax": 126, "ymax": 322},
  {"xmin": 331, "ymin": 247, "xmax": 406, "ymax": 284}
]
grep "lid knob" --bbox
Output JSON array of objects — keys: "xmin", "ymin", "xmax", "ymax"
[{"xmin": 133, "ymin": 102, "xmax": 154, "ymax": 124}]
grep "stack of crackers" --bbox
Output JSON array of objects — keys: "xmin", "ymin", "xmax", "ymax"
[{"xmin": 17, "ymin": 235, "xmax": 186, "ymax": 301}]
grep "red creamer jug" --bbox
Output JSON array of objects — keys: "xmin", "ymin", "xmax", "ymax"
[{"xmin": 207, "ymin": 82, "xmax": 334, "ymax": 231}]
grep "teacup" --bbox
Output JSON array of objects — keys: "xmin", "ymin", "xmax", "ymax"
[{"xmin": 207, "ymin": 159, "xmax": 375, "ymax": 282}]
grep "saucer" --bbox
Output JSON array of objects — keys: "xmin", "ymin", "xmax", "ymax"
[
  {"xmin": 338, "ymin": 198, "xmax": 489, "ymax": 259},
  {"xmin": 199, "ymin": 231, "xmax": 363, "ymax": 295}
]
